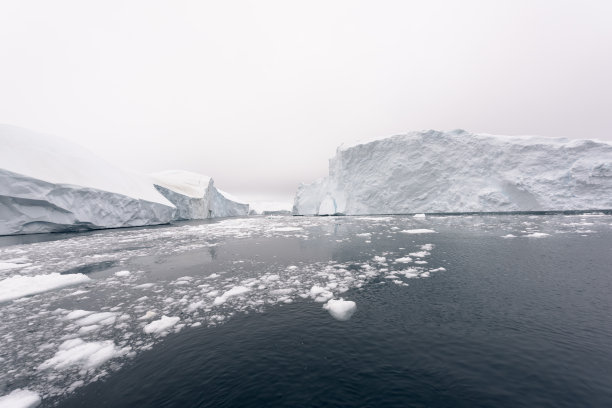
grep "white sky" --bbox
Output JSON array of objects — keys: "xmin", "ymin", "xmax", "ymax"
[{"xmin": 1, "ymin": 0, "xmax": 611, "ymax": 200}]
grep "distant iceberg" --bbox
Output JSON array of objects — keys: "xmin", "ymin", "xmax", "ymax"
[
  {"xmin": 0, "ymin": 125, "xmax": 248, "ymax": 235},
  {"xmin": 152, "ymin": 170, "xmax": 249, "ymax": 219},
  {"xmin": 293, "ymin": 129, "xmax": 612, "ymax": 215}
]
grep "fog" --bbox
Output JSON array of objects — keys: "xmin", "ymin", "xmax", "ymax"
[{"xmin": 1, "ymin": 0, "xmax": 610, "ymax": 199}]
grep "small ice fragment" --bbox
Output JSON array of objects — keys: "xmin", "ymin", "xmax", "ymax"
[
  {"xmin": 394, "ymin": 257, "xmax": 412, "ymax": 263},
  {"xmin": 310, "ymin": 285, "xmax": 333, "ymax": 303},
  {"xmin": 77, "ymin": 325, "xmax": 100, "ymax": 335},
  {"xmin": 413, "ymin": 213, "xmax": 426, "ymax": 218},
  {"xmin": 138, "ymin": 311, "xmax": 158, "ymax": 320},
  {"xmin": 524, "ymin": 232, "xmax": 550, "ymax": 238},
  {"xmin": 0, "ymin": 389, "xmax": 41, "ymax": 408},
  {"xmin": 212, "ymin": 286, "xmax": 251, "ymax": 306},
  {"xmin": 75, "ymin": 312, "xmax": 117, "ymax": 326},
  {"xmin": 0, "ymin": 273, "xmax": 90, "ymax": 303},
  {"xmin": 114, "ymin": 270, "xmax": 130, "ymax": 277},
  {"xmin": 143, "ymin": 316, "xmax": 180, "ymax": 334},
  {"xmin": 400, "ymin": 229, "xmax": 436, "ymax": 234},
  {"xmin": 38, "ymin": 338, "xmax": 128, "ymax": 370},
  {"xmin": 65, "ymin": 310, "xmax": 94, "ymax": 320},
  {"xmin": 501, "ymin": 234, "xmax": 516, "ymax": 238},
  {"xmin": 323, "ymin": 299, "xmax": 357, "ymax": 321}
]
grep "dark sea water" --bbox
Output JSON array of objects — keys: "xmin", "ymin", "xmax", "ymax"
[{"xmin": 1, "ymin": 214, "xmax": 611, "ymax": 407}]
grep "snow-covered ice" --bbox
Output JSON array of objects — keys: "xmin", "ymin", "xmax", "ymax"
[
  {"xmin": 400, "ymin": 229, "xmax": 437, "ymax": 234},
  {"xmin": 0, "ymin": 125, "xmax": 248, "ymax": 235},
  {"xmin": 323, "ymin": 299, "xmax": 357, "ymax": 321},
  {"xmin": 0, "ymin": 273, "xmax": 91, "ymax": 303},
  {"xmin": 143, "ymin": 316, "xmax": 181, "ymax": 335},
  {"xmin": 0, "ymin": 389, "xmax": 41, "ymax": 408},
  {"xmin": 38, "ymin": 338, "xmax": 129, "ymax": 371},
  {"xmin": 293, "ymin": 129, "xmax": 612, "ymax": 215},
  {"xmin": 152, "ymin": 170, "xmax": 249, "ymax": 219}
]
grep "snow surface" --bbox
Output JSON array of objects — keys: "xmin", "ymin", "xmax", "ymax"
[
  {"xmin": 293, "ymin": 129, "xmax": 612, "ymax": 215},
  {"xmin": 0, "ymin": 273, "xmax": 91, "ymax": 303},
  {"xmin": 143, "ymin": 315, "xmax": 181, "ymax": 335},
  {"xmin": 0, "ymin": 125, "xmax": 170, "ymax": 206},
  {"xmin": 38, "ymin": 338, "xmax": 129, "ymax": 371},
  {"xmin": 323, "ymin": 298, "xmax": 357, "ymax": 321},
  {"xmin": 0, "ymin": 389, "xmax": 41, "ymax": 408}
]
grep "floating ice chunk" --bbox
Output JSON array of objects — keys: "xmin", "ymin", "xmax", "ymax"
[
  {"xmin": 0, "ymin": 273, "xmax": 91, "ymax": 303},
  {"xmin": 310, "ymin": 285, "xmax": 333, "ymax": 303},
  {"xmin": 372, "ymin": 256, "xmax": 386, "ymax": 263},
  {"xmin": 186, "ymin": 301, "xmax": 205, "ymax": 312},
  {"xmin": 271, "ymin": 227, "xmax": 302, "ymax": 232},
  {"xmin": 0, "ymin": 389, "xmax": 41, "ymax": 408},
  {"xmin": 74, "ymin": 312, "xmax": 117, "ymax": 326},
  {"xmin": 400, "ymin": 229, "xmax": 436, "ymax": 234},
  {"xmin": 414, "ymin": 260, "xmax": 428, "ymax": 264},
  {"xmin": 394, "ymin": 257, "xmax": 413, "ymax": 263},
  {"xmin": 429, "ymin": 267, "xmax": 446, "ymax": 272},
  {"xmin": 323, "ymin": 299, "xmax": 357, "ymax": 321},
  {"xmin": 413, "ymin": 213, "xmax": 426, "ymax": 218},
  {"xmin": 356, "ymin": 233, "xmax": 372, "ymax": 238},
  {"xmin": 501, "ymin": 234, "xmax": 516, "ymax": 238},
  {"xmin": 65, "ymin": 310, "xmax": 95, "ymax": 320},
  {"xmin": 286, "ymin": 265, "xmax": 298, "ymax": 270},
  {"xmin": 524, "ymin": 232, "xmax": 550, "ymax": 238},
  {"xmin": 143, "ymin": 316, "xmax": 180, "ymax": 335},
  {"xmin": 77, "ymin": 325, "xmax": 100, "ymax": 335},
  {"xmin": 397, "ymin": 269, "xmax": 420, "ymax": 279},
  {"xmin": 420, "ymin": 244, "xmax": 434, "ymax": 250},
  {"xmin": 409, "ymin": 251, "xmax": 429, "ymax": 258},
  {"xmin": 270, "ymin": 288, "xmax": 294, "ymax": 296},
  {"xmin": 138, "ymin": 311, "xmax": 158, "ymax": 320},
  {"xmin": 38, "ymin": 338, "xmax": 128, "ymax": 371},
  {"xmin": 0, "ymin": 262, "xmax": 30, "ymax": 271},
  {"xmin": 134, "ymin": 283, "xmax": 154, "ymax": 289},
  {"xmin": 114, "ymin": 270, "xmax": 131, "ymax": 277},
  {"xmin": 212, "ymin": 286, "xmax": 251, "ymax": 306}
]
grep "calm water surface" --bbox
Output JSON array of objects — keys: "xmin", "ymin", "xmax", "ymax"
[{"xmin": 1, "ymin": 214, "xmax": 611, "ymax": 407}]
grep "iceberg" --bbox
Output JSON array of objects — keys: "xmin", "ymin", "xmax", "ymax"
[
  {"xmin": 293, "ymin": 130, "xmax": 612, "ymax": 215},
  {"xmin": 152, "ymin": 170, "xmax": 249, "ymax": 219},
  {"xmin": 0, "ymin": 125, "xmax": 248, "ymax": 235}
]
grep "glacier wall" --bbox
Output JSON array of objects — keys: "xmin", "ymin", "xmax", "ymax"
[
  {"xmin": 0, "ymin": 170, "xmax": 175, "ymax": 235},
  {"xmin": 293, "ymin": 129, "xmax": 612, "ymax": 215},
  {"xmin": 0, "ymin": 126, "xmax": 249, "ymax": 235}
]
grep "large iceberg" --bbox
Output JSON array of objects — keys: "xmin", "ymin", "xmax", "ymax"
[
  {"xmin": 152, "ymin": 170, "xmax": 249, "ymax": 219},
  {"xmin": 293, "ymin": 129, "xmax": 612, "ymax": 215},
  {"xmin": 0, "ymin": 125, "xmax": 248, "ymax": 235}
]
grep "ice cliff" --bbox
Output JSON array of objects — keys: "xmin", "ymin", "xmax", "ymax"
[
  {"xmin": 0, "ymin": 125, "xmax": 248, "ymax": 235},
  {"xmin": 152, "ymin": 170, "xmax": 249, "ymax": 219},
  {"xmin": 293, "ymin": 129, "xmax": 612, "ymax": 215}
]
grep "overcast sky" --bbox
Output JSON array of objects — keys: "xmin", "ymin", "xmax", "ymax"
[{"xmin": 1, "ymin": 0, "xmax": 611, "ymax": 200}]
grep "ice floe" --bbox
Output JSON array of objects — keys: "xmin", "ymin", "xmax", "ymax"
[
  {"xmin": 0, "ymin": 273, "xmax": 90, "ymax": 303},
  {"xmin": 323, "ymin": 299, "xmax": 357, "ymax": 321},
  {"xmin": 0, "ymin": 389, "xmax": 41, "ymax": 408}
]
